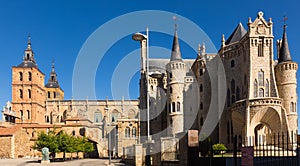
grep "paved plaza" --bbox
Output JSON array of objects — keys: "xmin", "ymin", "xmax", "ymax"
[{"xmin": 0, "ymin": 158, "xmax": 130, "ymax": 166}]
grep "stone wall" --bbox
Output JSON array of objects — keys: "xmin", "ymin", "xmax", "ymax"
[
  {"xmin": 13, "ymin": 129, "xmax": 31, "ymax": 158},
  {"xmin": 0, "ymin": 136, "xmax": 12, "ymax": 158}
]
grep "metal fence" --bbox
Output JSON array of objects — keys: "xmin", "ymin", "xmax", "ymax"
[{"xmin": 191, "ymin": 132, "xmax": 299, "ymax": 166}]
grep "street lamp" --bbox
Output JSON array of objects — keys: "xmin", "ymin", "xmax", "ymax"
[
  {"xmin": 132, "ymin": 28, "xmax": 152, "ymax": 166},
  {"xmin": 132, "ymin": 28, "xmax": 150, "ymax": 142}
]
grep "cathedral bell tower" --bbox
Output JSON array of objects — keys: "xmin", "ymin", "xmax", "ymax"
[
  {"xmin": 45, "ymin": 61, "xmax": 64, "ymax": 101},
  {"xmin": 12, "ymin": 36, "xmax": 46, "ymax": 124},
  {"xmin": 166, "ymin": 26, "xmax": 186, "ymax": 136}
]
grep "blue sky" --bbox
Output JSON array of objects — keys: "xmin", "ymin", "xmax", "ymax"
[{"xmin": 0, "ymin": 0, "xmax": 299, "ymax": 120}]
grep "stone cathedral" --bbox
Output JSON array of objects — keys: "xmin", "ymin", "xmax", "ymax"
[{"xmin": 0, "ymin": 11, "xmax": 298, "ymax": 164}]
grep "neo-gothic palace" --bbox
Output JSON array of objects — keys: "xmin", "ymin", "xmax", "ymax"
[{"xmin": 0, "ymin": 11, "xmax": 298, "ymax": 165}]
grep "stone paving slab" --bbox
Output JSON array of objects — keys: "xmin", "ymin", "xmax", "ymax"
[{"xmin": 0, "ymin": 158, "xmax": 131, "ymax": 166}]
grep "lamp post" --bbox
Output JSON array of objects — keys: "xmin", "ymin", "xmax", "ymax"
[
  {"xmin": 132, "ymin": 28, "xmax": 150, "ymax": 142},
  {"xmin": 132, "ymin": 28, "xmax": 151, "ymax": 165},
  {"xmin": 105, "ymin": 107, "xmax": 111, "ymax": 165}
]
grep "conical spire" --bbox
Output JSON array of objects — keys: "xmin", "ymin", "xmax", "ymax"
[
  {"xmin": 170, "ymin": 24, "xmax": 183, "ymax": 61},
  {"xmin": 45, "ymin": 60, "xmax": 60, "ymax": 88},
  {"xmin": 278, "ymin": 24, "xmax": 292, "ymax": 63}
]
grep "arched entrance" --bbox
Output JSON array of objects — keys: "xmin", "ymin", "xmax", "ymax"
[
  {"xmin": 254, "ymin": 123, "xmax": 271, "ymax": 146},
  {"xmin": 250, "ymin": 107, "xmax": 282, "ymax": 146}
]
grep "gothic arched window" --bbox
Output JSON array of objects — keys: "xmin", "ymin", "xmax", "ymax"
[
  {"xmin": 132, "ymin": 127, "xmax": 136, "ymax": 138},
  {"xmin": 125, "ymin": 127, "xmax": 130, "ymax": 138},
  {"xmin": 254, "ymin": 79, "xmax": 258, "ymax": 98},
  {"xmin": 259, "ymin": 88, "xmax": 264, "ymax": 97},
  {"xmin": 48, "ymin": 91, "xmax": 51, "ymax": 98},
  {"xmin": 111, "ymin": 110, "xmax": 119, "ymax": 122},
  {"xmin": 53, "ymin": 92, "xmax": 56, "ymax": 98},
  {"xmin": 265, "ymin": 79, "xmax": 269, "ymax": 97},
  {"xmin": 200, "ymin": 102, "xmax": 203, "ymax": 110},
  {"xmin": 258, "ymin": 70, "xmax": 264, "ymax": 86},
  {"xmin": 200, "ymin": 84, "xmax": 203, "ymax": 92},
  {"xmin": 94, "ymin": 112, "xmax": 102, "ymax": 123}
]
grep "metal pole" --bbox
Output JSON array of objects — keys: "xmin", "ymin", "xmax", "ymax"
[
  {"xmin": 109, "ymin": 128, "xmax": 111, "ymax": 165},
  {"xmin": 146, "ymin": 27, "xmax": 150, "ymax": 142},
  {"xmin": 145, "ymin": 27, "xmax": 151, "ymax": 166}
]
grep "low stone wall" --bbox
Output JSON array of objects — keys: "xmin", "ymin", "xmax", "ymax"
[{"xmin": 122, "ymin": 144, "xmax": 143, "ymax": 166}]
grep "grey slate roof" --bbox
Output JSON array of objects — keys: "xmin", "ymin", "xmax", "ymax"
[
  {"xmin": 45, "ymin": 63, "xmax": 60, "ymax": 88},
  {"xmin": 17, "ymin": 61, "xmax": 37, "ymax": 68},
  {"xmin": 45, "ymin": 82, "xmax": 60, "ymax": 88},
  {"xmin": 170, "ymin": 30, "xmax": 183, "ymax": 61},
  {"xmin": 278, "ymin": 25, "xmax": 292, "ymax": 63},
  {"xmin": 225, "ymin": 23, "xmax": 247, "ymax": 45}
]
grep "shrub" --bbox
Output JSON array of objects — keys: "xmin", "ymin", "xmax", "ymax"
[{"xmin": 212, "ymin": 143, "xmax": 227, "ymax": 155}]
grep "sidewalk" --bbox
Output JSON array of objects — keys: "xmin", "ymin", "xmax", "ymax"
[{"xmin": 0, "ymin": 158, "xmax": 131, "ymax": 166}]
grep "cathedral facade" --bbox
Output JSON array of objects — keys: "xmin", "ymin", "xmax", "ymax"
[{"xmin": 1, "ymin": 37, "xmax": 140, "ymax": 158}]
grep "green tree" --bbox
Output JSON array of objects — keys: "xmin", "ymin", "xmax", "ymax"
[
  {"xmin": 57, "ymin": 131, "xmax": 75, "ymax": 160},
  {"xmin": 34, "ymin": 130, "xmax": 59, "ymax": 158},
  {"xmin": 34, "ymin": 130, "xmax": 94, "ymax": 160},
  {"xmin": 82, "ymin": 138, "xmax": 94, "ymax": 153},
  {"xmin": 212, "ymin": 143, "xmax": 227, "ymax": 155}
]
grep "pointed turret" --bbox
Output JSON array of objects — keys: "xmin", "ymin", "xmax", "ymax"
[
  {"xmin": 170, "ymin": 25, "xmax": 183, "ymax": 61},
  {"xmin": 278, "ymin": 24, "xmax": 292, "ymax": 63},
  {"xmin": 18, "ymin": 34, "xmax": 37, "ymax": 68},
  {"xmin": 45, "ymin": 61, "xmax": 60, "ymax": 88}
]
